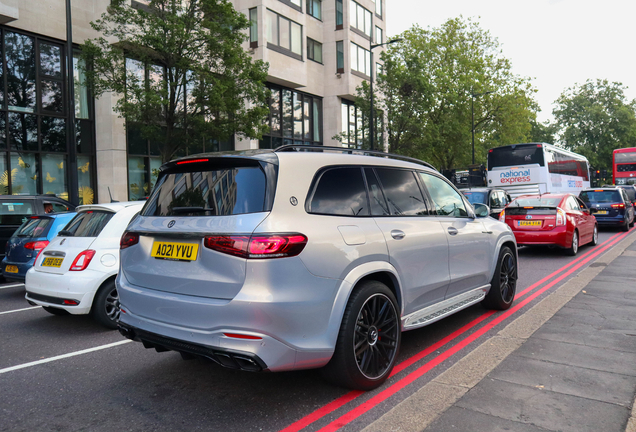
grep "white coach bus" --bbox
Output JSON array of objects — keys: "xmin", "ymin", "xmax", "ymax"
[{"xmin": 487, "ymin": 143, "xmax": 590, "ymax": 198}]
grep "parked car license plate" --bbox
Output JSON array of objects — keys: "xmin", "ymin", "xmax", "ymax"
[
  {"xmin": 518, "ymin": 221, "xmax": 541, "ymax": 226},
  {"xmin": 5, "ymin": 265, "xmax": 18, "ymax": 273},
  {"xmin": 42, "ymin": 257, "xmax": 64, "ymax": 268},
  {"xmin": 595, "ymin": 210, "xmax": 607, "ymax": 215},
  {"xmin": 151, "ymin": 241, "xmax": 199, "ymax": 261}
]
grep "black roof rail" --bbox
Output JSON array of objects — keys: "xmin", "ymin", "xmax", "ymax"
[{"xmin": 274, "ymin": 145, "xmax": 437, "ymax": 171}]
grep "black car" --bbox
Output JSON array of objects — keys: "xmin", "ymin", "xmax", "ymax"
[
  {"xmin": 460, "ymin": 187, "xmax": 512, "ymax": 218},
  {"xmin": 0, "ymin": 195, "xmax": 75, "ymax": 258}
]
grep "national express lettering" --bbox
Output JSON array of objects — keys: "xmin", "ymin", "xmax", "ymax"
[{"xmin": 500, "ymin": 169, "xmax": 531, "ymax": 184}]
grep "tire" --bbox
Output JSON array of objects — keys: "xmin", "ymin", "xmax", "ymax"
[
  {"xmin": 590, "ymin": 224, "xmax": 599, "ymax": 246},
  {"xmin": 622, "ymin": 218, "xmax": 630, "ymax": 232},
  {"xmin": 43, "ymin": 306, "xmax": 70, "ymax": 316},
  {"xmin": 630, "ymin": 214, "xmax": 635, "ymax": 228},
  {"xmin": 566, "ymin": 230, "xmax": 579, "ymax": 256},
  {"xmin": 91, "ymin": 280, "xmax": 120, "ymax": 330},
  {"xmin": 482, "ymin": 246, "xmax": 517, "ymax": 310},
  {"xmin": 322, "ymin": 281, "xmax": 401, "ymax": 391}
]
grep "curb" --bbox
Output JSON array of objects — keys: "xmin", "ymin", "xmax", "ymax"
[{"xmin": 362, "ymin": 231, "xmax": 636, "ymax": 432}]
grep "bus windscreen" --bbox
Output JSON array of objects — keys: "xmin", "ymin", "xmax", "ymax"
[
  {"xmin": 488, "ymin": 145, "xmax": 544, "ymax": 171},
  {"xmin": 615, "ymin": 152, "xmax": 636, "ymax": 164}
]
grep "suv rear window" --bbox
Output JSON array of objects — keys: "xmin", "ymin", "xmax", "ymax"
[
  {"xmin": 0, "ymin": 201, "xmax": 34, "ymax": 225},
  {"xmin": 309, "ymin": 167, "xmax": 369, "ymax": 216},
  {"xmin": 580, "ymin": 190, "xmax": 622, "ymax": 203},
  {"xmin": 142, "ymin": 167, "xmax": 266, "ymax": 216},
  {"xmin": 62, "ymin": 211, "xmax": 114, "ymax": 237},
  {"xmin": 15, "ymin": 217, "xmax": 52, "ymax": 238}
]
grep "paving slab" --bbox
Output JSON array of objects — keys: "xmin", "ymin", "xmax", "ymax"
[
  {"xmin": 426, "ymin": 406, "xmax": 552, "ymax": 432},
  {"xmin": 489, "ymin": 355, "xmax": 636, "ymax": 406},
  {"xmin": 454, "ymin": 379, "xmax": 630, "ymax": 432}
]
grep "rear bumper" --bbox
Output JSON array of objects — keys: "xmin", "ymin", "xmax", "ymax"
[
  {"xmin": 24, "ymin": 267, "xmax": 106, "ymax": 314},
  {"xmin": 594, "ymin": 215, "xmax": 628, "ymax": 226},
  {"xmin": 1, "ymin": 258, "xmax": 34, "ymax": 282},
  {"xmin": 512, "ymin": 226, "xmax": 569, "ymax": 248}
]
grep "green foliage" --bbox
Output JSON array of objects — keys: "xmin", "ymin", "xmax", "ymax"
[
  {"xmin": 81, "ymin": 0, "xmax": 270, "ymax": 162},
  {"xmin": 529, "ymin": 119, "xmax": 558, "ymax": 144},
  {"xmin": 553, "ymin": 79, "xmax": 636, "ymax": 171},
  {"xmin": 359, "ymin": 17, "xmax": 537, "ymax": 170}
]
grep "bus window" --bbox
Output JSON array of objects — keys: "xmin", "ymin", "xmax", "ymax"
[{"xmin": 488, "ymin": 144, "xmax": 544, "ymax": 170}]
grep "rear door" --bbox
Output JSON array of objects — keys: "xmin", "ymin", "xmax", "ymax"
[
  {"xmin": 121, "ymin": 158, "xmax": 274, "ymax": 300},
  {"xmin": 419, "ymin": 172, "xmax": 493, "ymax": 300}
]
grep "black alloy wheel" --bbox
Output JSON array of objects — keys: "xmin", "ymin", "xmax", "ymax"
[
  {"xmin": 483, "ymin": 246, "xmax": 517, "ymax": 310},
  {"xmin": 91, "ymin": 280, "xmax": 120, "ymax": 329}
]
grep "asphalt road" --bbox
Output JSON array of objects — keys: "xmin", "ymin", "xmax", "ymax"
[{"xmin": 0, "ymin": 228, "xmax": 631, "ymax": 432}]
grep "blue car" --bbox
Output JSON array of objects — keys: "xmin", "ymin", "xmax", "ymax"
[
  {"xmin": 2, "ymin": 212, "xmax": 76, "ymax": 282},
  {"xmin": 579, "ymin": 188, "xmax": 635, "ymax": 232}
]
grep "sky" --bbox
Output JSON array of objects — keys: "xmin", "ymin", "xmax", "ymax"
[{"xmin": 386, "ymin": 0, "xmax": 636, "ymax": 123}]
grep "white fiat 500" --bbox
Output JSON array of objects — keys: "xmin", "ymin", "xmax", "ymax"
[{"xmin": 25, "ymin": 201, "xmax": 144, "ymax": 329}]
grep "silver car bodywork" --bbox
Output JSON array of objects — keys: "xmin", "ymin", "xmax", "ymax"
[{"xmin": 117, "ymin": 150, "xmax": 516, "ymax": 373}]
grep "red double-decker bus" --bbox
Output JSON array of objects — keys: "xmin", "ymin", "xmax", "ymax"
[{"xmin": 613, "ymin": 147, "xmax": 636, "ymax": 185}]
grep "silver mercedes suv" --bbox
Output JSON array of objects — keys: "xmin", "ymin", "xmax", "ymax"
[{"xmin": 117, "ymin": 146, "xmax": 517, "ymax": 390}]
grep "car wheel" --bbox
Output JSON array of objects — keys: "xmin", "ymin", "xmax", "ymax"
[
  {"xmin": 322, "ymin": 281, "xmax": 401, "ymax": 391},
  {"xmin": 482, "ymin": 246, "xmax": 517, "ymax": 310},
  {"xmin": 630, "ymin": 214, "xmax": 635, "ymax": 228},
  {"xmin": 91, "ymin": 280, "xmax": 120, "ymax": 330},
  {"xmin": 622, "ymin": 218, "xmax": 630, "ymax": 232},
  {"xmin": 590, "ymin": 224, "xmax": 599, "ymax": 246},
  {"xmin": 42, "ymin": 306, "xmax": 70, "ymax": 316},
  {"xmin": 566, "ymin": 230, "xmax": 579, "ymax": 256}
]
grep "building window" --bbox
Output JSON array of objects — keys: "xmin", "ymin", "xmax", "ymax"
[
  {"xmin": 261, "ymin": 84, "xmax": 322, "ymax": 149},
  {"xmin": 278, "ymin": 0, "xmax": 302, "ymax": 12},
  {"xmin": 350, "ymin": 42, "xmax": 371, "ymax": 76},
  {"xmin": 335, "ymin": 0, "xmax": 343, "ymax": 29},
  {"xmin": 266, "ymin": 10, "xmax": 302, "ymax": 60},
  {"xmin": 350, "ymin": 1, "xmax": 372, "ymax": 38},
  {"xmin": 0, "ymin": 28, "xmax": 96, "ymax": 203},
  {"xmin": 341, "ymin": 99, "xmax": 364, "ymax": 149},
  {"xmin": 307, "ymin": 38, "xmax": 323, "ymax": 63},
  {"xmin": 336, "ymin": 41, "xmax": 344, "ymax": 73},
  {"xmin": 374, "ymin": 0, "xmax": 382, "ymax": 17},
  {"xmin": 249, "ymin": 8, "xmax": 258, "ymax": 48},
  {"xmin": 307, "ymin": 0, "xmax": 321, "ymax": 19},
  {"xmin": 375, "ymin": 26, "xmax": 382, "ymax": 44}
]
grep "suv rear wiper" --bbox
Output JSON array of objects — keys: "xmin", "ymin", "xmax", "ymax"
[
  {"xmin": 171, "ymin": 207, "xmax": 208, "ymax": 214},
  {"xmin": 58, "ymin": 230, "xmax": 74, "ymax": 237}
]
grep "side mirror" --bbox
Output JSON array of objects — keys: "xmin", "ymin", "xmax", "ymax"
[{"xmin": 473, "ymin": 203, "xmax": 490, "ymax": 218}]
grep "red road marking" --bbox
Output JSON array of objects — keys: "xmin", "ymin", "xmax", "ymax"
[{"xmin": 280, "ymin": 231, "xmax": 629, "ymax": 432}]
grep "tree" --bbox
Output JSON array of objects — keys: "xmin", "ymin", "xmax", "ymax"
[
  {"xmin": 357, "ymin": 17, "xmax": 537, "ymax": 170},
  {"xmin": 529, "ymin": 119, "xmax": 557, "ymax": 144},
  {"xmin": 553, "ymin": 79, "xmax": 636, "ymax": 171},
  {"xmin": 81, "ymin": 0, "xmax": 270, "ymax": 162}
]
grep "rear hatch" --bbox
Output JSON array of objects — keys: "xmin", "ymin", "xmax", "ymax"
[
  {"xmin": 35, "ymin": 210, "xmax": 114, "ymax": 274},
  {"xmin": 121, "ymin": 154, "xmax": 278, "ymax": 300},
  {"xmin": 580, "ymin": 190, "xmax": 624, "ymax": 218},
  {"xmin": 6, "ymin": 216, "xmax": 53, "ymax": 263},
  {"xmin": 0, "ymin": 200, "xmax": 36, "ymax": 256},
  {"xmin": 505, "ymin": 196, "xmax": 563, "ymax": 231}
]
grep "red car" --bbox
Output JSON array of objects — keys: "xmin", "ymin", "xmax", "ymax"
[{"xmin": 499, "ymin": 193, "xmax": 598, "ymax": 255}]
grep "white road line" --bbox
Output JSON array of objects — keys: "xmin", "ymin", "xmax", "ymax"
[
  {"xmin": 0, "ymin": 306, "xmax": 40, "ymax": 315},
  {"xmin": 0, "ymin": 283, "xmax": 25, "ymax": 289},
  {"xmin": 0, "ymin": 340, "xmax": 133, "ymax": 374}
]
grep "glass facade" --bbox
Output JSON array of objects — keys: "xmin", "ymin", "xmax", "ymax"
[
  {"xmin": 0, "ymin": 27, "xmax": 95, "ymax": 203},
  {"xmin": 261, "ymin": 84, "xmax": 322, "ymax": 149},
  {"xmin": 341, "ymin": 99, "xmax": 364, "ymax": 149}
]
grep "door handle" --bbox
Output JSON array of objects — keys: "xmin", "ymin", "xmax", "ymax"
[
  {"xmin": 447, "ymin": 227, "xmax": 458, "ymax": 236},
  {"xmin": 391, "ymin": 230, "xmax": 405, "ymax": 240}
]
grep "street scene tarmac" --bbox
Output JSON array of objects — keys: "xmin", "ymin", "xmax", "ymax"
[{"xmin": 2, "ymin": 228, "xmax": 634, "ymax": 432}]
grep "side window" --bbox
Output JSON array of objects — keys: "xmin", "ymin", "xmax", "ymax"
[
  {"xmin": 575, "ymin": 197, "xmax": 587, "ymax": 210},
  {"xmin": 51, "ymin": 203, "xmax": 70, "ymax": 213},
  {"xmin": 309, "ymin": 167, "xmax": 369, "ymax": 216},
  {"xmin": 567, "ymin": 196, "xmax": 579, "ymax": 211},
  {"xmin": 419, "ymin": 173, "xmax": 468, "ymax": 217},
  {"xmin": 489, "ymin": 192, "xmax": 501, "ymax": 208},
  {"xmin": 364, "ymin": 168, "xmax": 389, "ymax": 216},
  {"xmin": 374, "ymin": 168, "xmax": 428, "ymax": 216}
]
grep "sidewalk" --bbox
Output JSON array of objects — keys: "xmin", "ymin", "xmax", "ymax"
[{"xmin": 364, "ymin": 231, "xmax": 636, "ymax": 432}]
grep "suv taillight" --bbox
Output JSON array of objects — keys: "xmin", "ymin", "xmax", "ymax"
[
  {"xmin": 498, "ymin": 210, "xmax": 505, "ymax": 222},
  {"xmin": 556, "ymin": 207, "xmax": 567, "ymax": 226},
  {"xmin": 611, "ymin": 203, "xmax": 625, "ymax": 209},
  {"xmin": 69, "ymin": 250, "xmax": 96, "ymax": 271},
  {"xmin": 120, "ymin": 232, "xmax": 140, "ymax": 249},
  {"xmin": 204, "ymin": 234, "xmax": 308, "ymax": 259}
]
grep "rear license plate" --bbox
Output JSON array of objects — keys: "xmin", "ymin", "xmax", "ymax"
[
  {"xmin": 595, "ymin": 210, "xmax": 608, "ymax": 215},
  {"xmin": 518, "ymin": 221, "xmax": 541, "ymax": 226},
  {"xmin": 42, "ymin": 257, "xmax": 63, "ymax": 268},
  {"xmin": 151, "ymin": 241, "xmax": 199, "ymax": 261},
  {"xmin": 5, "ymin": 265, "xmax": 18, "ymax": 273}
]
